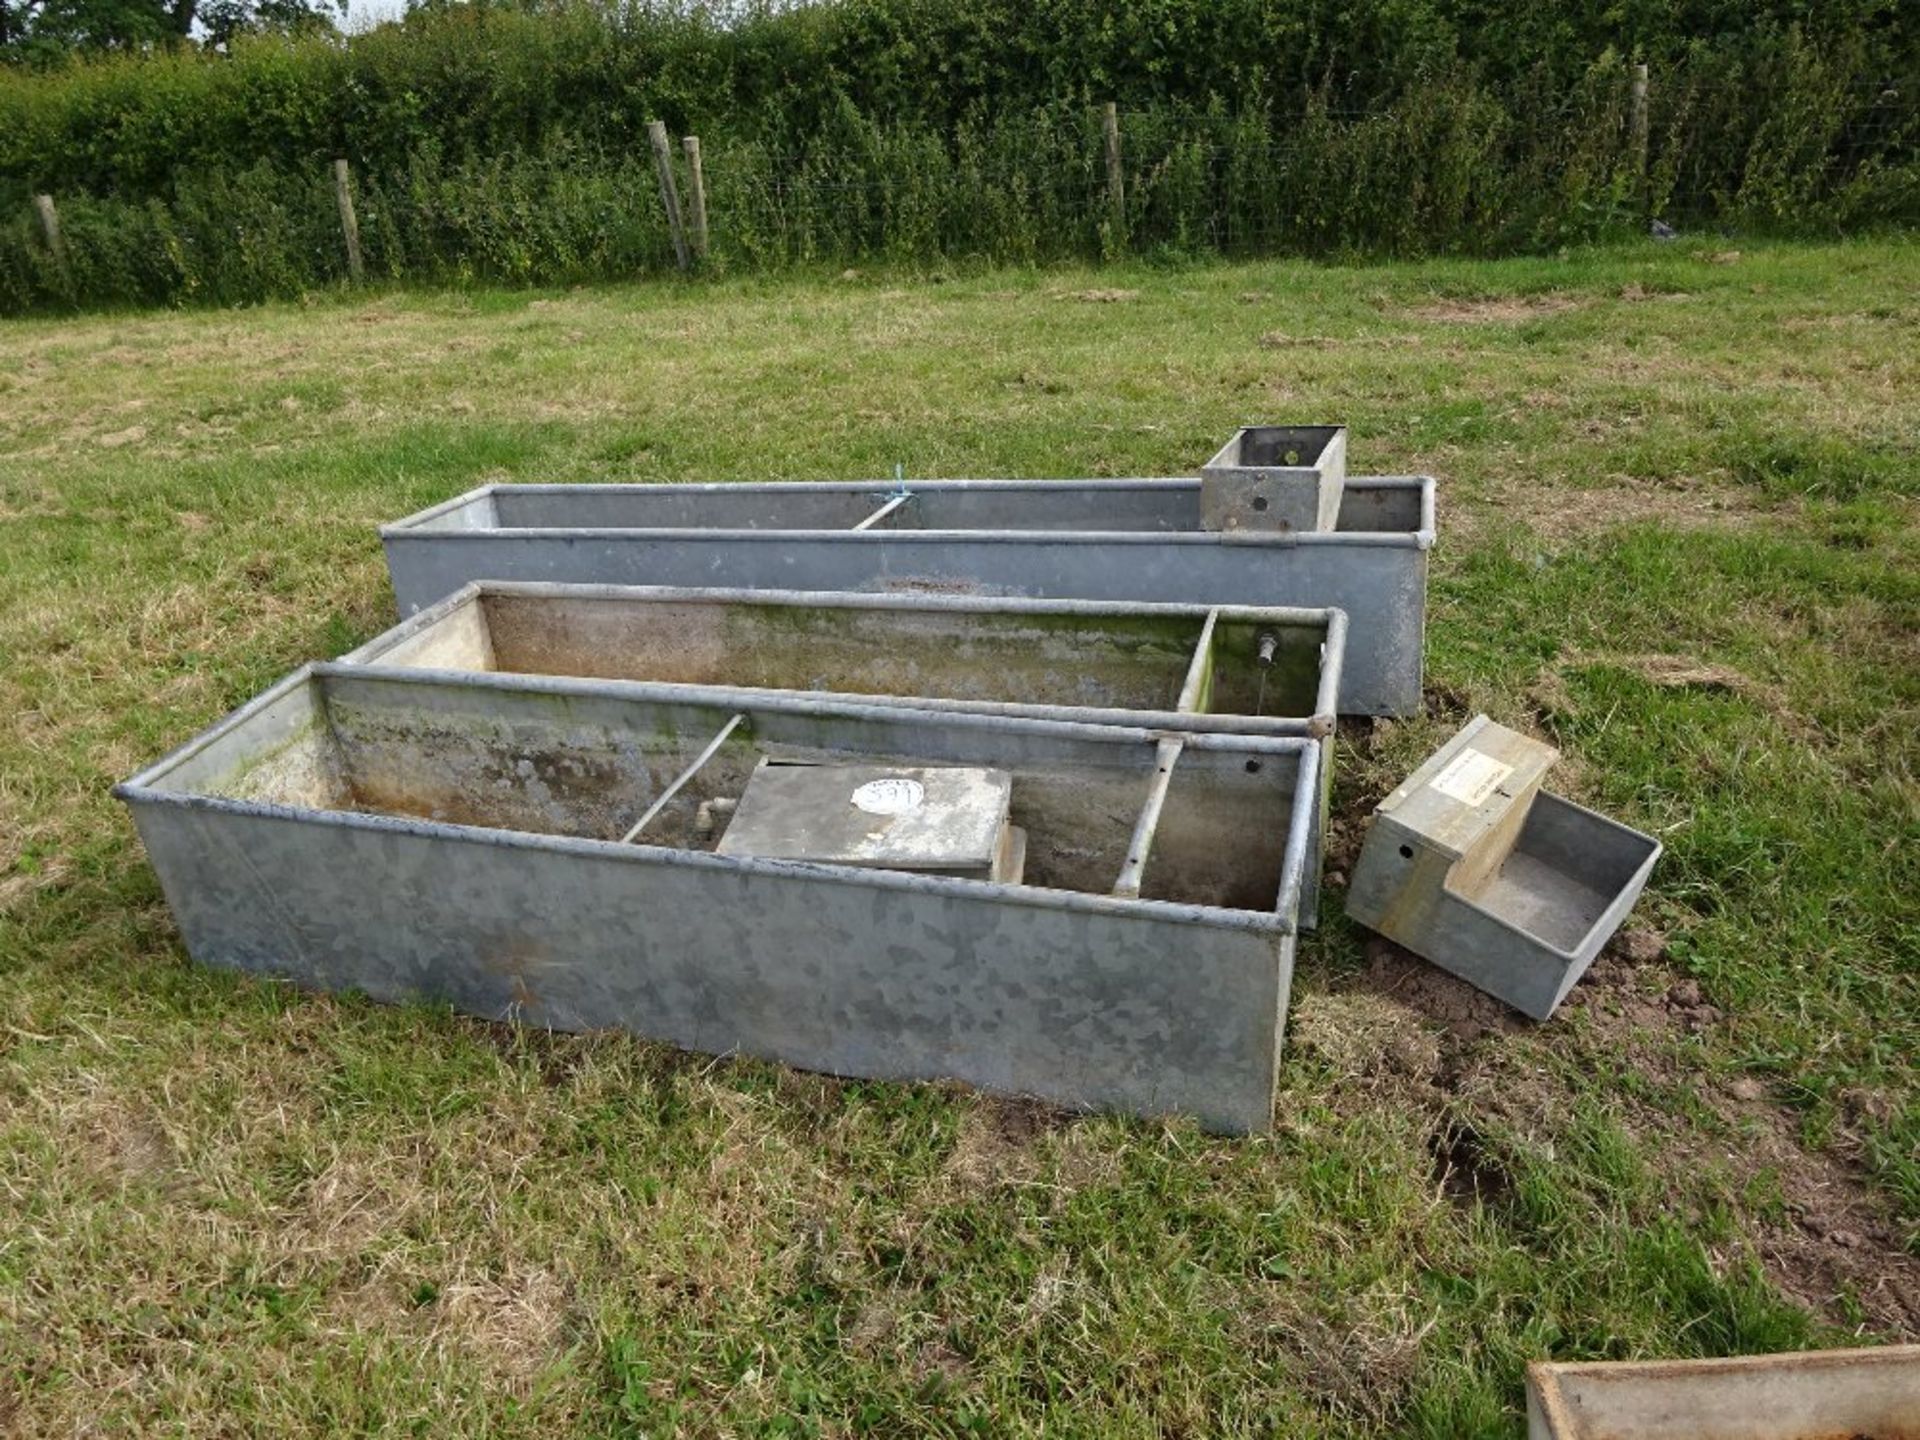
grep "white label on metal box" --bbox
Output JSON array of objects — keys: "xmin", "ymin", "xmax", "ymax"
[
  {"xmin": 852, "ymin": 777, "xmax": 924, "ymax": 815},
  {"xmin": 1429, "ymin": 749, "xmax": 1512, "ymax": 807}
]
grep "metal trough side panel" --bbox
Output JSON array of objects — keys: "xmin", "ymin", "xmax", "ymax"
[
  {"xmin": 1361, "ymin": 816, "xmax": 1659, "ymax": 1019},
  {"xmin": 1526, "ymin": 1345, "xmax": 1920, "ymax": 1440},
  {"xmin": 379, "ymin": 476, "xmax": 1433, "ymax": 716},
  {"xmin": 118, "ymin": 672, "xmax": 1317, "ymax": 1133},
  {"xmin": 124, "ymin": 804, "xmax": 1291, "ymax": 1133},
  {"xmin": 338, "ymin": 582, "xmax": 1346, "ymax": 739}
]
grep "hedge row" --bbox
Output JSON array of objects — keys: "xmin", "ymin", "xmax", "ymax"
[{"xmin": 0, "ymin": 2, "xmax": 1913, "ymax": 311}]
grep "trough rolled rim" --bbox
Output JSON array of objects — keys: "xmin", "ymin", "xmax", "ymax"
[
  {"xmin": 348, "ymin": 578, "xmax": 1348, "ymax": 630},
  {"xmin": 115, "ymin": 664, "xmax": 1321, "ymax": 937},
  {"xmin": 378, "ymin": 475, "xmax": 1438, "ymax": 550},
  {"xmin": 1528, "ymin": 1343, "xmax": 1920, "ymax": 1385},
  {"xmin": 335, "ymin": 579, "xmax": 1348, "ymax": 736}
]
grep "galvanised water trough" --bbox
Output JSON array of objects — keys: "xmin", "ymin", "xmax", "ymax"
[
  {"xmin": 339, "ymin": 583, "xmax": 1346, "ymax": 739},
  {"xmin": 116, "ymin": 666, "xmax": 1322, "ymax": 1132},
  {"xmin": 1527, "ymin": 1346, "xmax": 1920, "ymax": 1440},
  {"xmin": 379, "ymin": 475, "xmax": 1435, "ymax": 716},
  {"xmin": 337, "ymin": 584, "xmax": 1344, "ymax": 927}
]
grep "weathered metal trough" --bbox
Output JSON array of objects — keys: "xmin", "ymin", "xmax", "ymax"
[
  {"xmin": 379, "ymin": 475, "xmax": 1435, "ymax": 716},
  {"xmin": 116, "ymin": 665, "xmax": 1322, "ymax": 1132},
  {"xmin": 338, "ymin": 583, "xmax": 1347, "ymax": 739},
  {"xmin": 1527, "ymin": 1346, "xmax": 1920, "ymax": 1440}
]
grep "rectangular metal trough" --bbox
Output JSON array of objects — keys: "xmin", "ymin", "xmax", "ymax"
[
  {"xmin": 116, "ymin": 667, "xmax": 1322, "ymax": 1133},
  {"xmin": 339, "ymin": 583, "xmax": 1346, "ymax": 739},
  {"xmin": 1527, "ymin": 1346, "xmax": 1920, "ymax": 1440},
  {"xmin": 336, "ymin": 584, "xmax": 1341, "ymax": 926},
  {"xmin": 378, "ymin": 475, "xmax": 1435, "ymax": 716}
]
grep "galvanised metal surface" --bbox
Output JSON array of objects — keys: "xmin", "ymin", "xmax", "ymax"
[
  {"xmin": 1347, "ymin": 715, "xmax": 1662, "ymax": 1019},
  {"xmin": 1527, "ymin": 1346, "xmax": 1920, "ymax": 1440},
  {"xmin": 337, "ymin": 583, "xmax": 1343, "ymax": 928},
  {"xmin": 117, "ymin": 666, "xmax": 1321, "ymax": 1133},
  {"xmin": 378, "ymin": 475, "xmax": 1435, "ymax": 716},
  {"xmin": 337, "ymin": 582, "xmax": 1348, "ymax": 739},
  {"xmin": 1200, "ymin": 425, "xmax": 1347, "ymax": 534}
]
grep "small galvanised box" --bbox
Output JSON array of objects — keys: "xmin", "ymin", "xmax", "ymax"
[
  {"xmin": 1200, "ymin": 425, "xmax": 1347, "ymax": 534},
  {"xmin": 1527, "ymin": 1346, "xmax": 1920, "ymax": 1440},
  {"xmin": 116, "ymin": 666, "xmax": 1324, "ymax": 1132},
  {"xmin": 1346, "ymin": 715, "xmax": 1661, "ymax": 1019}
]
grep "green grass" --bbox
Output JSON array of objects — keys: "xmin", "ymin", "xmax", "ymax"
[{"xmin": 1, "ymin": 238, "xmax": 1915, "ymax": 1436}]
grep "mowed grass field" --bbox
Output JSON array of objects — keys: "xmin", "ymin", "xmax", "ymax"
[{"xmin": 1, "ymin": 240, "xmax": 1915, "ymax": 1436}]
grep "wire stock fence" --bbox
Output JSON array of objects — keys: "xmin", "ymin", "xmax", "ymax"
[{"xmin": 3, "ymin": 67, "xmax": 1914, "ymax": 313}]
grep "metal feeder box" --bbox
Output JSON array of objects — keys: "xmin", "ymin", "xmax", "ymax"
[
  {"xmin": 378, "ymin": 472, "xmax": 1435, "ymax": 717},
  {"xmin": 1201, "ymin": 424, "xmax": 1347, "ymax": 533},
  {"xmin": 1527, "ymin": 1345, "xmax": 1920, "ymax": 1440},
  {"xmin": 116, "ymin": 666, "xmax": 1324, "ymax": 1133},
  {"xmin": 1346, "ymin": 715, "xmax": 1661, "ymax": 1019}
]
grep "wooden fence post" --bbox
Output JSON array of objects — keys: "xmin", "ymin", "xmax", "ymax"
[
  {"xmin": 1629, "ymin": 63, "xmax": 1650, "ymax": 213},
  {"xmin": 681, "ymin": 135, "xmax": 709, "ymax": 261},
  {"xmin": 32, "ymin": 194, "xmax": 68, "ymax": 274},
  {"xmin": 332, "ymin": 158, "xmax": 365, "ymax": 283},
  {"xmin": 648, "ymin": 121, "xmax": 690, "ymax": 272},
  {"xmin": 1101, "ymin": 101, "xmax": 1126, "ymax": 252}
]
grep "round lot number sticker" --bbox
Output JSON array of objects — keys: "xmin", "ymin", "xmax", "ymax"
[{"xmin": 852, "ymin": 777, "xmax": 924, "ymax": 815}]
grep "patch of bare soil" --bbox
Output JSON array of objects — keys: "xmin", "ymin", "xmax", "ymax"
[
  {"xmin": 1329, "ymin": 894, "xmax": 1914, "ymax": 1333},
  {"xmin": 1558, "ymin": 952, "xmax": 1920, "ymax": 1338},
  {"xmin": 1054, "ymin": 288, "xmax": 1140, "ymax": 303},
  {"xmin": 944, "ymin": 1095, "xmax": 1064, "ymax": 1191},
  {"xmin": 1405, "ymin": 294, "xmax": 1585, "ymax": 324},
  {"xmin": 1358, "ymin": 938, "xmax": 1527, "ymax": 1043}
]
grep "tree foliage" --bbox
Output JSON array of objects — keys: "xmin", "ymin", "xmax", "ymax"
[{"xmin": 1, "ymin": 0, "xmax": 340, "ymax": 62}]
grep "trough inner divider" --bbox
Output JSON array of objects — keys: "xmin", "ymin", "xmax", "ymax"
[
  {"xmin": 1113, "ymin": 736, "xmax": 1184, "ymax": 899},
  {"xmin": 619, "ymin": 712, "xmax": 750, "ymax": 844}
]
